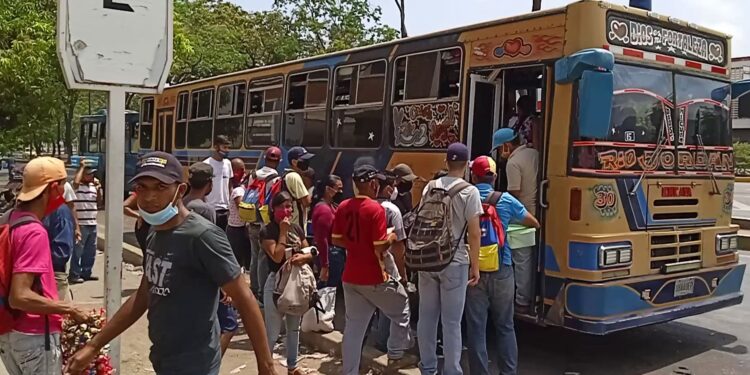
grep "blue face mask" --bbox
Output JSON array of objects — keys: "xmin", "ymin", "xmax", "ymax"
[{"xmin": 138, "ymin": 189, "xmax": 180, "ymax": 226}]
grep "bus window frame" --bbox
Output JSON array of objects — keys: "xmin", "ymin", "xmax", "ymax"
[
  {"xmin": 187, "ymin": 86, "xmax": 216, "ymax": 149},
  {"xmin": 139, "ymin": 97, "xmax": 155, "ymax": 150},
  {"xmin": 388, "ymin": 46, "xmax": 465, "ymax": 152},
  {"xmin": 215, "ymin": 80, "xmax": 247, "ymax": 149},
  {"xmin": 330, "ymin": 59, "xmax": 388, "ymax": 150},
  {"xmin": 246, "ymin": 75, "xmax": 284, "ymax": 149},
  {"xmin": 391, "ymin": 46, "xmax": 464, "ymax": 106},
  {"xmin": 283, "ymin": 68, "xmax": 331, "ymax": 150},
  {"xmin": 174, "ymin": 91, "xmax": 189, "ymax": 149}
]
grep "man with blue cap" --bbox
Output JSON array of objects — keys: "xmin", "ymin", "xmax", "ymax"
[{"xmin": 491, "ymin": 127, "xmax": 539, "ymax": 313}]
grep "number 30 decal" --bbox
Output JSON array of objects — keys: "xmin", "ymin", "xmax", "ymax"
[{"xmin": 593, "ymin": 184, "xmax": 618, "ymax": 217}]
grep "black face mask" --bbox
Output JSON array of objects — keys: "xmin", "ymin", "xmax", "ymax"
[
  {"xmin": 296, "ymin": 159, "xmax": 309, "ymax": 171},
  {"xmin": 333, "ymin": 191, "xmax": 344, "ymax": 203},
  {"xmin": 218, "ymin": 150, "xmax": 229, "ymax": 159},
  {"xmin": 397, "ymin": 181, "xmax": 413, "ymax": 194}
]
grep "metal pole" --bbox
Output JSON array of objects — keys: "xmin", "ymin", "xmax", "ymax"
[{"xmin": 104, "ymin": 88, "xmax": 125, "ymax": 369}]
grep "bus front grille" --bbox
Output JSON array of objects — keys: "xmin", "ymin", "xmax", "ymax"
[{"xmin": 649, "ymin": 231, "xmax": 702, "ymax": 272}]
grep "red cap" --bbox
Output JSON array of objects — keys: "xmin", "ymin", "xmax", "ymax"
[
  {"xmin": 265, "ymin": 146, "xmax": 282, "ymax": 162},
  {"xmin": 471, "ymin": 156, "xmax": 497, "ymax": 177}
]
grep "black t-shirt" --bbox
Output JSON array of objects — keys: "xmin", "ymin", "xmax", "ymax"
[
  {"xmin": 259, "ymin": 222, "xmax": 305, "ymax": 273},
  {"xmin": 144, "ymin": 212, "xmax": 241, "ymax": 374}
]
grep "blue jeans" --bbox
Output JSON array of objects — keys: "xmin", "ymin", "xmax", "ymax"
[
  {"xmin": 70, "ymin": 225, "xmax": 97, "ymax": 279},
  {"xmin": 417, "ymin": 262, "xmax": 468, "ymax": 375},
  {"xmin": 465, "ymin": 264, "xmax": 517, "ymax": 375},
  {"xmin": 263, "ymin": 272, "xmax": 300, "ymax": 370}
]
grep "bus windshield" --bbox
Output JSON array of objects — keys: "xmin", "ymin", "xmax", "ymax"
[{"xmin": 676, "ymin": 74, "xmax": 731, "ymax": 147}]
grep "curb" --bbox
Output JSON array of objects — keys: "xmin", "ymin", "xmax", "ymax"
[
  {"xmin": 96, "ymin": 228, "xmax": 144, "ymax": 266},
  {"xmin": 300, "ymin": 331, "xmax": 420, "ymax": 375},
  {"xmin": 736, "ymin": 177, "xmax": 750, "ymax": 183}
]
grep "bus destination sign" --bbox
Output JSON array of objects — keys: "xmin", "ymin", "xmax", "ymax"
[{"xmin": 606, "ymin": 13, "xmax": 726, "ymax": 65}]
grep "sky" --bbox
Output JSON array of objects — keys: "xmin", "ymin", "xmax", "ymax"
[{"xmin": 232, "ymin": 0, "xmax": 749, "ymax": 58}]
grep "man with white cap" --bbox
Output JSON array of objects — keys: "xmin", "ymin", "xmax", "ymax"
[{"xmin": 0, "ymin": 157, "xmax": 90, "ymax": 375}]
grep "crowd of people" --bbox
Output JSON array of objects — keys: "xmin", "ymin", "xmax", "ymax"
[{"xmin": 0, "ymin": 110, "xmax": 541, "ymax": 374}]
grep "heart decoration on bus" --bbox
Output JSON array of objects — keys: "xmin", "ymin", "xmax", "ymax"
[{"xmin": 493, "ymin": 37, "xmax": 532, "ymax": 58}]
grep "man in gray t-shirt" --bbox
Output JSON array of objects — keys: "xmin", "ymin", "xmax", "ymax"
[{"xmin": 416, "ymin": 143, "xmax": 482, "ymax": 375}]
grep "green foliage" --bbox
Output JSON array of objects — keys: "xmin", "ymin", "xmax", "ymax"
[
  {"xmin": 0, "ymin": 0, "xmax": 399, "ymax": 154},
  {"xmin": 734, "ymin": 141, "xmax": 750, "ymax": 176}
]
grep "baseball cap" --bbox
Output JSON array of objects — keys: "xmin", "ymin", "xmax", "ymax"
[
  {"xmin": 17, "ymin": 157, "xmax": 67, "ymax": 202},
  {"xmin": 353, "ymin": 165, "xmax": 386, "ymax": 183},
  {"xmin": 392, "ymin": 163, "xmax": 417, "ymax": 182},
  {"xmin": 188, "ymin": 162, "xmax": 213, "ymax": 185},
  {"xmin": 265, "ymin": 146, "xmax": 282, "ymax": 162},
  {"xmin": 471, "ymin": 156, "xmax": 497, "ymax": 177},
  {"xmin": 446, "ymin": 143, "xmax": 469, "ymax": 162},
  {"xmin": 288, "ymin": 146, "xmax": 315, "ymax": 161},
  {"xmin": 84, "ymin": 166, "xmax": 97, "ymax": 175},
  {"xmin": 492, "ymin": 128, "xmax": 517, "ymax": 151},
  {"xmin": 130, "ymin": 152, "xmax": 184, "ymax": 184}
]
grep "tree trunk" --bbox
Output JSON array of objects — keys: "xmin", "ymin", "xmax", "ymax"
[
  {"xmin": 64, "ymin": 92, "xmax": 79, "ymax": 162},
  {"xmin": 532, "ymin": 0, "xmax": 541, "ymax": 11}
]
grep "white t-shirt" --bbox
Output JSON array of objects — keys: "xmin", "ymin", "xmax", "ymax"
[
  {"xmin": 63, "ymin": 182, "xmax": 76, "ymax": 203},
  {"xmin": 381, "ymin": 200, "xmax": 406, "ymax": 281},
  {"xmin": 228, "ymin": 186, "xmax": 245, "ymax": 228},
  {"xmin": 506, "ymin": 145, "xmax": 539, "ymax": 214},
  {"xmin": 203, "ymin": 157, "xmax": 232, "ymax": 210}
]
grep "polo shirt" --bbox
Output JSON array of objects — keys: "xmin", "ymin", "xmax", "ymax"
[
  {"xmin": 332, "ymin": 196, "xmax": 388, "ymax": 285},
  {"xmin": 475, "ymin": 183, "xmax": 528, "ymax": 266},
  {"xmin": 506, "ymin": 144, "xmax": 538, "ymax": 214}
]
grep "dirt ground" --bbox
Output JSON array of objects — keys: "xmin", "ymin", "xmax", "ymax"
[{"xmin": 69, "ymin": 252, "xmax": 343, "ymax": 375}]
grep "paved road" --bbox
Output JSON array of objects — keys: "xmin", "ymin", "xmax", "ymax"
[{"xmin": 734, "ymin": 183, "xmax": 750, "ymax": 219}]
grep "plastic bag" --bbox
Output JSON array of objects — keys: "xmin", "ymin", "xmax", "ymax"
[{"xmin": 301, "ymin": 287, "xmax": 336, "ymax": 333}]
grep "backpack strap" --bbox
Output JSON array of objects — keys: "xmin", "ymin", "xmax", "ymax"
[
  {"xmin": 447, "ymin": 181, "xmax": 471, "ymax": 198},
  {"xmin": 485, "ymin": 191, "xmax": 502, "ymax": 206}
]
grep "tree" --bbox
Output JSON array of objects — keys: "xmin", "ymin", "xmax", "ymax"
[{"xmin": 394, "ymin": 0, "xmax": 407, "ymax": 38}]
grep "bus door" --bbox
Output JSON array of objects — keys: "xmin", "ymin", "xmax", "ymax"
[
  {"xmin": 466, "ymin": 72, "xmax": 502, "ymax": 159},
  {"xmin": 156, "ymin": 109, "xmax": 174, "ymax": 153}
]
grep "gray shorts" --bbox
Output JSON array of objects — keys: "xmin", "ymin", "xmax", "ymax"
[{"xmin": 0, "ymin": 331, "xmax": 61, "ymax": 375}]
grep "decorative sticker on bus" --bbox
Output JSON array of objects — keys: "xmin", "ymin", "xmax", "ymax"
[
  {"xmin": 723, "ymin": 184, "xmax": 733, "ymax": 214},
  {"xmin": 572, "ymin": 141, "xmax": 734, "ymax": 176},
  {"xmin": 393, "ymin": 102, "xmax": 460, "ymax": 148},
  {"xmin": 592, "ymin": 184, "xmax": 618, "ymax": 217},
  {"xmin": 606, "ymin": 13, "xmax": 727, "ymax": 65},
  {"xmin": 470, "ymin": 29, "xmax": 564, "ymax": 66}
]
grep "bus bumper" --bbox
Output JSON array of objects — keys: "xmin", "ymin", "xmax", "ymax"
[{"xmin": 546, "ymin": 263, "xmax": 745, "ymax": 335}]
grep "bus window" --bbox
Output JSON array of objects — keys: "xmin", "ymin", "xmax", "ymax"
[
  {"xmin": 215, "ymin": 82, "xmax": 246, "ymax": 148},
  {"xmin": 88, "ymin": 122, "xmax": 100, "ymax": 153},
  {"xmin": 609, "ymin": 65, "xmax": 672, "ymax": 144},
  {"xmin": 140, "ymin": 98, "xmax": 154, "ymax": 149},
  {"xmin": 246, "ymin": 77, "xmax": 283, "ymax": 147},
  {"xmin": 175, "ymin": 92, "xmax": 188, "ymax": 149},
  {"xmin": 187, "ymin": 88, "xmax": 214, "ymax": 148},
  {"xmin": 676, "ymin": 74, "xmax": 731, "ymax": 147},
  {"xmin": 332, "ymin": 60, "xmax": 386, "ymax": 148},
  {"xmin": 284, "ymin": 70, "xmax": 328, "ymax": 148},
  {"xmin": 393, "ymin": 47, "xmax": 462, "ymax": 102}
]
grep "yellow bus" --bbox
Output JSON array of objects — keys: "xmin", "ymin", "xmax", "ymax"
[{"xmin": 140, "ymin": 0, "xmax": 744, "ymax": 334}]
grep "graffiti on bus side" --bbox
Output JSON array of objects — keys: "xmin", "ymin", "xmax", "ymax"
[
  {"xmin": 592, "ymin": 184, "xmax": 618, "ymax": 218},
  {"xmin": 393, "ymin": 102, "xmax": 460, "ymax": 148},
  {"xmin": 573, "ymin": 144, "xmax": 734, "ymax": 173}
]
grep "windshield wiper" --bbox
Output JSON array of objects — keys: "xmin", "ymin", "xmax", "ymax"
[
  {"xmin": 630, "ymin": 123, "xmax": 668, "ymax": 196},
  {"xmin": 695, "ymin": 134, "xmax": 721, "ymax": 195}
]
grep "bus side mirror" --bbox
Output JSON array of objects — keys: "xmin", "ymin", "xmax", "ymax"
[
  {"xmin": 578, "ymin": 70, "xmax": 613, "ymax": 139},
  {"xmin": 555, "ymin": 48, "xmax": 615, "ymax": 139}
]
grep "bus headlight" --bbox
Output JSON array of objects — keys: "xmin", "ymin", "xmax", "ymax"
[
  {"xmin": 599, "ymin": 244, "xmax": 633, "ymax": 268},
  {"xmin": 716, "ymin": 233, "xmax": 738, "ymax": 254}
]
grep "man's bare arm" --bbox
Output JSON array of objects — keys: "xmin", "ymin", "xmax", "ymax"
[{"xmin": 10, "ymin": 273, "xmax": 87, "ymax": 319}]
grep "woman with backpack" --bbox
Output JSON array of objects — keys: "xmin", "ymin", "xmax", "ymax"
[
  {"xmin": 311, "ymin": 175, "xmax": 344, "ymax": 287},
  {"xmin": 259, "ymin": 191, "xmax": 311, "ymax": 375}
]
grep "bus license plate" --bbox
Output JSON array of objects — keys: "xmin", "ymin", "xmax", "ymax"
[{"xmin": 674, "ymin": 277, "xmax": 695, "ymax": 298}]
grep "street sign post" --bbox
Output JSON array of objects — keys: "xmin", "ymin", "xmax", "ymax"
[{"xmin": 57, "ymin": 0, "xmax": 173, "ymax": 369}]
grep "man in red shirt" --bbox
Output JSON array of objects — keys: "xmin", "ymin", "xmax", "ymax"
[{"xmin": 332, "ymin": 164, "xmax": 411, "ymax": 375}]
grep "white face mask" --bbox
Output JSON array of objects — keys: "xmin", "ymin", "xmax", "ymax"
[{"xmin": 389, "ymin": 186, "xmax": 398, "ymax": 201}]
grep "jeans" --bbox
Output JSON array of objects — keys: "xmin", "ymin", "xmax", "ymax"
[
  {"xmin": 70, "ymin": 225, "xmax": 97, "ymax": 279},
  {"xmin": 0, "ymin": 332, "xmax": 62, "ymax": 375},
  {"xmin": 417, "ymin": 262, "xmax": 469, "ymax": 375},
  {"xmin": 512, "ymin": 246, "xmax": 535, "ymax": 307},
  {"xmin": 326, "ymin": 246, "xmax": 346, "ymax": 288},
  {"xmin": 247, "ymin": 225, "xmax": 269, "ymax": 300},
  {"xmin": 465, "ymin": 264, "xmax": 517, "ymax": 375},
  {"xmin": 263, "ymin": 272, "xmax": 300, "ymax": 370},
  {"xmin": 342, "ymin": 281, "xmax": 411, "ymax": 375}
]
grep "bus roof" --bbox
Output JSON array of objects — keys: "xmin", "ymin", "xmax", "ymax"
[{"xmin": 164, "ymin": 0, "xmax": 731, "ymax": 91}]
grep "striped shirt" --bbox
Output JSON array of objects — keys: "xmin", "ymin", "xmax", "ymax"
[{"xmin": 74, "ymin": 184, "xmax": 99, "ymax": 226}]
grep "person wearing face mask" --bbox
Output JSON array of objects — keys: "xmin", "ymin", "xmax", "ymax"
[
  {"xmin": 391, "ymin": 163, "xmax": 418, "ymax": 216},
  {"xmin": 0, "ymin": 157, "xmax": 91, "ymax": 375},
  {"xmin": 203, "ymin": 135, "xmax": 233, "ymax": 230},
  {"xmin": 227, "ymin": 158, "xmax": 252, "ymax": 270},
  {"xmin": 259, "ymin": 191, "xmax": 311, "ymax": 375},
  {"xmin": 311, "ymin": 175, "xmax": 344, "ymax": 287},
  {"xmin": 332, "ymin": 165, "xmax": 411, "ymax": 375},
  {"xmin": 281, "ymin": 147, "xmax": 314, "ymax": 236},
  {"xmin": 64, "ymin": 152, "xmax": 277, "ymax": 375}
]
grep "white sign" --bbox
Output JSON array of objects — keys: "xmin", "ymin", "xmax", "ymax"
[{"xmin": 57, "ymin": 0, "xmax": 173, "ymax": 93}]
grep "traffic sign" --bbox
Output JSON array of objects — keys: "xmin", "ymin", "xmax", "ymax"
[{"xmin": 57, "ymin": 0, "xmax": 173, "ymax": 93}]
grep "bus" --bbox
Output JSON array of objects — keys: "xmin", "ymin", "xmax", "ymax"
[
  {"xmin": 75, "ymin": 109, "xmax": 141, "ymax": 195},
  {"xmin": 140, "ymin": 0, "xmax": 744, "ymax": 334}
]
